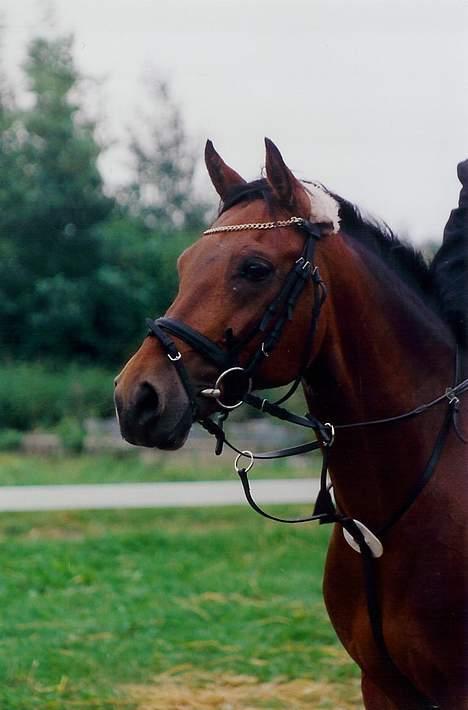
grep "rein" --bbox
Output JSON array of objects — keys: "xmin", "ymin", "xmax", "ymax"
[{"xmin": 146, "ymin": 215, "xmax": 467, "ymax": 709}]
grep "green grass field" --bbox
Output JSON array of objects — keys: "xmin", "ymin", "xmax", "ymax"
[
  {"xmin": 0, "ymin": 450, "xmax": 321, "ymax": 486},
  {"xmin": 0, "ymin": 501, "xmax": 361, "ymax": 709},
  {"xmin": 0, "ymin": 451, "xmax": 359, "ymax": 708}
]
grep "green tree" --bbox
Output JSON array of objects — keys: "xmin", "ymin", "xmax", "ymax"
[
  {"xmin": 0, "ymin": 44, "xmax": 27, "ymax": 356},
  {"xmin": 101, "ymin": 218, "xmax": 200, "ymax": 331},
  {"xmin": 0, "ymin": 34, "xmax": 113, "ymax": 360},
  {"xmin": 0, "ymin": 35, "xmax": 209, "ymax": 367},
  {"xmin": 93, "ymin": 76, "xmax": 212, "ymax": 360}
]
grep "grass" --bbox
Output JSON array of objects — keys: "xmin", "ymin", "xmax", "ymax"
[
  {"xmin": 0, "ymin": 506, "xmax": 361, "ymax": 709},
  {"xmin": 0, "ymin": 449, "xmax": 321, "ymax": 486}
]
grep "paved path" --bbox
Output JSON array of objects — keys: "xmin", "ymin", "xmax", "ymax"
[{"xmin": 0, "ymin": 478, "xmax": 320, "ymax": 512}]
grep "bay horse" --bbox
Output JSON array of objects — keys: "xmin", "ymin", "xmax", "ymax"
[{"xmin": 114, "ymin": 139, "xmax": 468, "ymax": 709}]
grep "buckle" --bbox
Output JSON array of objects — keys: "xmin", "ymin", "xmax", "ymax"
[{"xmin": 445, "ymin": 387, "xmax": 460, "ymax": 407}]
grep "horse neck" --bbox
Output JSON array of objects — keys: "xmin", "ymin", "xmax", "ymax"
[{"xmin": 303, "ymin": 235, "xmax": 454, "ymax": 530}]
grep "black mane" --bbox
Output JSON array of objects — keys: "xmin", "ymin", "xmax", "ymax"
[
  {"xmin": 220, "ymin": 178, "xmax": 433, "ymax": 299},
  {"xmin": 329, "ymin": 191, "xmax": 433, "ymax": 297}
]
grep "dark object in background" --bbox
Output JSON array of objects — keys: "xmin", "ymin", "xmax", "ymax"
[{"xmin": 431, "ymin": 159, "xmax": 468, "ymax": 349}]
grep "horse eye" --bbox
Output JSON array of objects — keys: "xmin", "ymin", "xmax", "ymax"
[{"xmin": 240, "ymin": 260, "xmax": 273, "ymax": 282}]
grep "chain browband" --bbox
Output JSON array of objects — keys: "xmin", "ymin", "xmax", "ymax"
[
  {"xmin": 203, "ymin": 216, "xmax": 306, "ymax": 235},
  {"xmin": 146, "ymin": 215, "xmax": 466, "ymax": 709}
]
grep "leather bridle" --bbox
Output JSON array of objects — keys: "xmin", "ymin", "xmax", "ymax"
[
  {"xmin": 146, "ymin": 215, "xmax": 467, "ymax": 709},
  {"xmin": 147, "ymin": 216, "xmax": 327, "ymax": 413}
]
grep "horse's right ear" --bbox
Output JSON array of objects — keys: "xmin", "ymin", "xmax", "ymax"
[{"xmin": 205, "ymin": 140, "xmax": 246, "ymax": 200}]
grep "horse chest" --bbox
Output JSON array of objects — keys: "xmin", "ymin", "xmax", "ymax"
[{"xmin": 323, "ymin": 519, "xmax": 468, "ymax": 697}]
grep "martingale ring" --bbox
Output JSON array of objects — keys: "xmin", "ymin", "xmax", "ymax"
[
  {"xmin": 234, "ymin": 450, "xmax": 254, "ymax": 474},
  {"xmin": 215, "ymin": 366, "xmax": 252, "ymax": 410}
]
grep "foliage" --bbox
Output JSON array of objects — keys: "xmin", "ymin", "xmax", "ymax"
[
  {"xmin": 55, "ymin": 416, "xmax": 85, "ymax": 453},
  {"xmin": 0, "ymin": 362, "xmax": 114, "ymax": 431},
  {"xmin": 94, "ymin": 212, "xmax": 197, "ymax": 362},
  {"xmin": 0, "ymin": 506, "xmax": 359, "ymax": 708},
  {"xmin": 0, "ymin": 34, "xmax": 113, "ymax": 361},
  {"xmin": 0, "ymin": 32, "xmax": 208, "ymax": 367},
  {"xmin": 0, "ymin": 429, "xmax": 23, "ymax": 452}
]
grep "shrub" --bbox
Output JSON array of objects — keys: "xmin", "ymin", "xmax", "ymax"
[
  {"xmin": 0, "ymin": 362, "xmax": 115, "ymax": 431},
  {"xmin": 0, "ymin": 428, "xmax": 23, "ymax": 451},
  {"xmin": 55, "ymin": 417, "xmax": 86, "ymax": 453}
]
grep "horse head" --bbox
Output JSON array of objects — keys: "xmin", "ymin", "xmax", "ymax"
[{"xmin": 114, "ymin": 139, "xmax": 339, "ymax": 448}]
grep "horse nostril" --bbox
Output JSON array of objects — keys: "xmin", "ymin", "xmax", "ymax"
[{"xmin": 136, "ymin": 381, "xmax": 161, "ymax": 421}]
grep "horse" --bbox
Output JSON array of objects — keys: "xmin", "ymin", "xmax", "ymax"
[{"xmin": 114, "ymin": 138, "xmax": 468, "ymax": 709}]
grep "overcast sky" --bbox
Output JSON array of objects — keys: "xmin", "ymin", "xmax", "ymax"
[{"xmin": 2, "ymin": 0, "xmax": 467, "ymax": 242}]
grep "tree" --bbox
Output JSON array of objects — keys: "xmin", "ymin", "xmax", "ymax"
[
  {"xmin": 0, "ymin": 33, "xmax": 114, "ymax": 360},
  {"xmin": 92, "ymin": 76, "xmax": 213, "ymax": 362},
  {"xmin": 126, "ymin": 79, "xmax": 210, "ymax": 231},
  {"xmin": 0, "ymin": 40, "xmax": 29, "ymax": 356},
  {"xmin": 0, "ymin": 34, "xmax": 210, "ymax": 366},
  {"xmin": 20, "ymin": 35, "xmax": 112, "ymax": 276}
]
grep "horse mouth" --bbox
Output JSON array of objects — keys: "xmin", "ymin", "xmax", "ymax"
[
  {"xmin": 119, "ymin": 402, "xmax": 193, "ymax": 450},
  {"xmin": 155, "ymin": 405, "xmax": 193, "ymax": 450},
  {"xmin": 152, "ymin": 403, "xmax": 194, "ymax": 450}
]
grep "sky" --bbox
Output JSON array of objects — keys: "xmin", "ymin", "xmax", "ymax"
[{"xmin": 2, "ymin": 0, "xmax": 467, "ymax": 243}]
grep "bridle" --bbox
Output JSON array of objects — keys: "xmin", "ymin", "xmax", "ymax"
[
  {"xmin": 146, "ymin": 214, "xmax": 467, "ymax": 709},
  {"xmin": 147, "ymin": 216, "xmax": 328, "ymax": 413}
]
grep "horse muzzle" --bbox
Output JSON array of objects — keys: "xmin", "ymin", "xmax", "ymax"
[{"xmin": 114, "ymin": 377, "xmax": 193, "ymax": 450}]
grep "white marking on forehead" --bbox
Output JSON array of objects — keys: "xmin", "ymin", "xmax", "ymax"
[{"xmin": 304, "ymin": 182, "xmax": 340, "ymax": 234}]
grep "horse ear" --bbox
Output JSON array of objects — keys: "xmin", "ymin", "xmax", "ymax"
[
  {"xmin": 205, "ymin": 140, "xmax": 246, "ymax": 200},
  {"xmin": 264, "ymin": 137, "xmax": 310, "ymax": 214}
]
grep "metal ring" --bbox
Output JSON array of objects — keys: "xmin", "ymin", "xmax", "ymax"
[
  {"xmin": 234, "ymin": 450, "xmax": 254, "ymax": 473},
  {"xmin": 261, "ymin": 343, "xmax": 270, "ymax": 358},
  {"xmin": 215, "ymin": 366, "xmax": 252, "ymax": 410},
  {"xmin": 168, "ymin": 352, "xmax": 182, "ymax": 362}
]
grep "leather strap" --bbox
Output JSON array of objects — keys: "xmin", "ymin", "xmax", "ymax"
[{"xmin": 151, "ymin": 317, "xmax": 234, "ymax": 370}]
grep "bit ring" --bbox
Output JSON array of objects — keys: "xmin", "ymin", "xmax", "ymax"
[{"xmin": 215, "ymin": 367, "xmax": 252, "ymax": 410}]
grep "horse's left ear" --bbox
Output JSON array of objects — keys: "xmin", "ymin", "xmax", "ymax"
[
  {"xmin": 205, "ymin": 140, "xmax": 246, "ymax": 200},
  {"xmin": 264, "ymin": 138, "xmax": 311, "ymax": 215}
]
